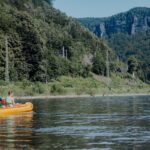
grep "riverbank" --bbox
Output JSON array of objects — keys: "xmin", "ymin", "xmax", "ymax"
[
  {"xmin": 0, "ymin": 75, "xmax": 150, "ymax": 98},
  {"xmin": 15, "ymin": 93, "xmax": 150, "ymax": 100}
]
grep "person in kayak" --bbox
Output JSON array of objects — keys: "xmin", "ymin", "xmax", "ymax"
[{"xmin": 6, "ymin": 90, "xmax": 15, "ymax": 107}]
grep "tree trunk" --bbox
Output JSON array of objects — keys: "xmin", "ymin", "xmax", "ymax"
[
  {"xmin": 106, "ymin": 49, "xmax": 110, "ymax": 78},
  {"xmin": 132, "ymin": 72, "xmax": 135, "ymax": 78},
  {"xmin": 5, "ymin": 36, "xmax": 9, "ymax": 82},
  {"xmin": 62, "ymin": 46, "xmax": 65, "ymax": 58}
]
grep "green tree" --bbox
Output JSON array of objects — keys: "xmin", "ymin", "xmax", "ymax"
[
  {"xmin": 93, "ymin": 53, "xmax": 105, "ymax": 76},
  {"xmin": 128, "ymin": 56, "xmax": 139, "ymax": 78}
]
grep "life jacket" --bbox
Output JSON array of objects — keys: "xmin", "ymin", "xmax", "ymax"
[
  {"xmin": 6, "ymin": 97, "xmax": 12, "ymax": 104},
  {"xmin": 1, "ymin": 99, "xmax": 6, "ymax": 105}
]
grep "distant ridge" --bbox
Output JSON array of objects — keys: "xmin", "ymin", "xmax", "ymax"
[{"xmin": 78, "ymin": 7, "xmax": 150, "ymax": 81}]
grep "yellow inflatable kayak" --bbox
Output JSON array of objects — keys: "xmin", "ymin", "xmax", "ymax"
[{"xmin": 0, "ymin": 102, "xmax": 33, "ymax": 116}]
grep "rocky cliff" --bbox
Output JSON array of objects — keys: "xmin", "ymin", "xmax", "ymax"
[{"xmin": 78, "ymin": 7, "xmax": 150, "ymax": 37}]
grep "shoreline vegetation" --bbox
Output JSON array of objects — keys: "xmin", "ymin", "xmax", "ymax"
[
  {"xmin": 15, "ymin": 93, "xmax": 150, "ymax": 100},
  {"xmin": 0, "ymin": 75, "xmax": 150, "ymax": 99}
]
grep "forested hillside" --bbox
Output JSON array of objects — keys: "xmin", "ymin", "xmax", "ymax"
[
  {"xmin": 0, "ymin": 0, "xmax": 119, "ymax": 82},
  {"xmin": 78, "ymin": 7, "xmax": 150, "ymax": 81}
]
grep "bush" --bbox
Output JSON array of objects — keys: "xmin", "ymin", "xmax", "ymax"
[
  {"xmin": 0, "ymin": 80, "xmax": 9, "ymax": 86},
  {"xmin": 75, "ymin": 87, "xmax": 85, "ymax": 95},
  {"xmin": 33, "ymin": 82, "xmax": 45, "ymax": 94},
  {"xmin": 0, "ymin": 86, "xmax": 7, "ymax": 96},
  {"xmin": 24, "ymin": 87, "xmax": 34, "ymax": 96},
  {"xmin": 86, "ymin": 88, "xmax": 96, "ymax": 96},
  {"xmin": 21, "ymin": 79, "xmax": 32, "ymax": 89},
  {"xmin": 51, "ymin": 84, "xmax": 66, "ymax": 95}
]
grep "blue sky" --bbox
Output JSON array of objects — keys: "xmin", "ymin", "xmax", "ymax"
[{"xmin": 53, "ymin": 0, "xmax": 150, "ymax": 18}]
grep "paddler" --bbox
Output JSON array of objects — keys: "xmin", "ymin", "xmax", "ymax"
[{"xmin": 6, "ymin": 90, "xmax": 15, "ymax": 107}]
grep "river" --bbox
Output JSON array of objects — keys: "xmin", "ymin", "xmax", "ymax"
[{"xmin": 0, "ymin": 96, "xmax": 150, "ymax": 150}]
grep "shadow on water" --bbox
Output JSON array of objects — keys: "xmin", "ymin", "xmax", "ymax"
[{"xmin": 0, "ymin": 96, "xmax": 150, "ymax": 149}]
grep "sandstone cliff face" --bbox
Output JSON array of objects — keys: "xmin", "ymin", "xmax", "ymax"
[{"xmin": 78, "ymin": 7, "xmax": 150, "ymax": 37}]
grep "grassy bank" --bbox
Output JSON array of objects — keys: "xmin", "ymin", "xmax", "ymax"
[{"xmin": 0, "ymin": 74, "xmax": 149, "ymax": 97}]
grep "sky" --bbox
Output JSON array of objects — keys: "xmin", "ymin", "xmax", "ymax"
[{"xmin": 53, "ymin": 0, "xmax": 150, "ymax": 18}]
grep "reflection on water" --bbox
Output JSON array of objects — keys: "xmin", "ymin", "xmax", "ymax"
[
  {"xmin": 0, "ymin": 113, "xmax": 33, "ymax": 149},
  {"xmin": 0, "ymin": 96, "xmax": 150, "ymax": 149}
]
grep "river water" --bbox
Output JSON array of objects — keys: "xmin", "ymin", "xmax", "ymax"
[{"xmin": 0, "ymin": 96, "xmax": 150, "ymax": 150}]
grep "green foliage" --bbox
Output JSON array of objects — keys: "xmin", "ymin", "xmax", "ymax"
[
  {"xmin": 0, "ymin": 0, "xmax": 122, "ymax": 83},
  {"xmin": 0, "ymin": 76, "xmax": 149, "ymax": 97},
  {"xmin": 33, "ymin": 82, "xmax": 45, "ymax": 94},
  {"xmin": 93, "ymin": 53, "xmax": 105, "ymax": 75},
  {"xmin": 51, "ymin": 84, "xmax": 66, "ymax": 95},
  {"xmin": 127, "ymin": 56, "xmax": 139, "ymax": 75},
  {"xmin": 78, "ymin": 7, "xmax": 150, "ymax": 81},
  {"xmin": 109, "ymin": 31, "xmax": 150, "ymax": 81},
  {"xmin": 32, "ymin": 0, "xmax": 53, "ymax": 6},
  {"xmin": 21, "ymin": 79, "xmax": 32, "ymax": 89},
  {"xmin": 0, "ymin": 80, "xmax": 9, "ymax": 86}
]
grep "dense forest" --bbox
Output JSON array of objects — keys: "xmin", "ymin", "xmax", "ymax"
[
  {"xmin": 0, "ymin": 0, "xmax": 121, "ymax": 82},
  {"xmin": 78, "ymin": 7, "xmax": 150, "ymax": 82},
  {"xmin": 109, "ymin": 30, "xmax": 150, "ymax": 81}
]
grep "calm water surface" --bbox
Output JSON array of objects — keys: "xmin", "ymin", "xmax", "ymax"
[{"xmin": 0, "ymin": 96, "xmax": 150, "ymax": 150}]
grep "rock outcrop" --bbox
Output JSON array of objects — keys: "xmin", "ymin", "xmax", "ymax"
[{"xmin": 78, "ymin": 7, "xmax": 150, "ymax": 36}]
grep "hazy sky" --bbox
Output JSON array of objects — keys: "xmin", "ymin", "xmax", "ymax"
[{"xmin": 53, "ymin": 0, "xmax": 150, "ymax": 18}]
